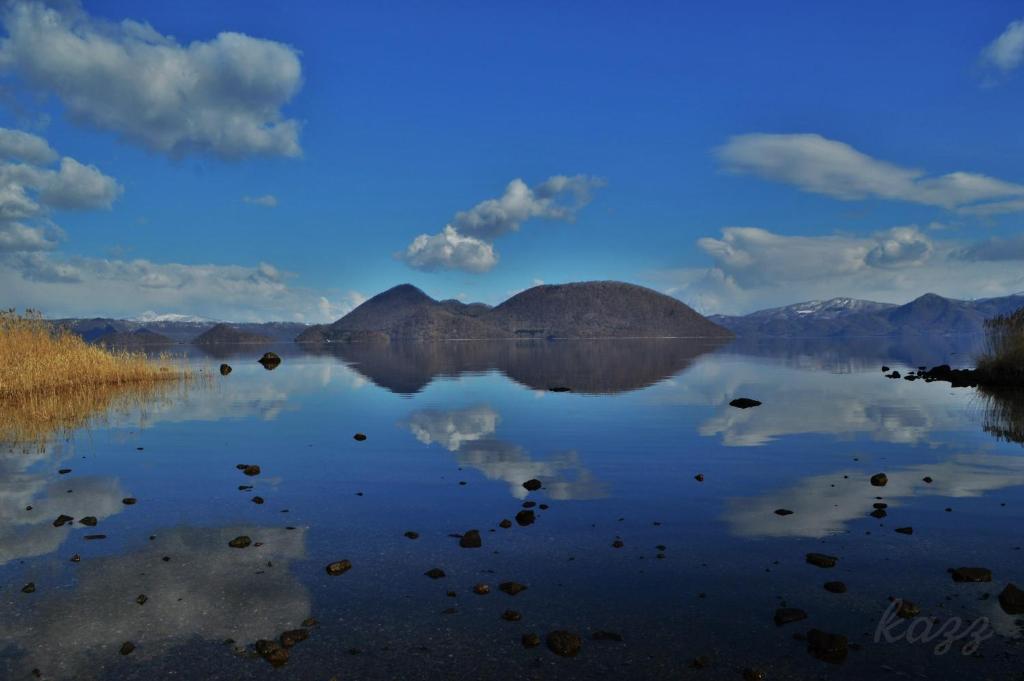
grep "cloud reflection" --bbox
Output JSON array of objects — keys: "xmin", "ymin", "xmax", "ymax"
[
  {"xmin": 404, "ymin": 405, "xmax": 607, "ymax": 499},
  {"xmin": 725, "ymin": 453, "xmax": 1024, "ymax": 538},
  {"xmin": 2, "ymin": 525, "xmax": 310, "ymax": 679}
]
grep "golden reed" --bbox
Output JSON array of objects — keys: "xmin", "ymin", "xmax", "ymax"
[{"xmin": 0, "ymin": 310, "xmax": 192, "ymax": 446}]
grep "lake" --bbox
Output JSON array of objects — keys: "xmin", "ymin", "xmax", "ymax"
[{"xmin": 2, "ymin": 337, "xmax": 1022, "ymax": 680}]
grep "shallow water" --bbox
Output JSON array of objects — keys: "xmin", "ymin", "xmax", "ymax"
[{"xmin": 2, "ymin": 337, "xmax": 1022, "ymax": 680}]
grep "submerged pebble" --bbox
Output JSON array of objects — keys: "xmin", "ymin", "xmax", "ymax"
[
  {"xmin": 459, "ymin": 529, "xmax": 482, "ymax": 548},
  {"xmin": 325, "ymin": 560, "xmax": 352, "ymax": 576},
  {"xmin": 806, "ymin": 553, "xmax": 838, "ymax": 568},
  {"xmin": 951, "ymin": 567, "xmax": 992, "ymax": 583},
  {"xmin": 546, "ymin": 630, "xmax": 582, "ymax": 657}
]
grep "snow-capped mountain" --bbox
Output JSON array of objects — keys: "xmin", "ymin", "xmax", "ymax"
[
  {"xmin": 133, "ymin": 311, "xmax": 215, "ymax": 323},
  {"xmin": 710, "ymin": 293, "xmax": 1024, "ymax": 337},
  {"xmin": 741, "ymin": 298, "xmax": 897, "ymax": 321}
]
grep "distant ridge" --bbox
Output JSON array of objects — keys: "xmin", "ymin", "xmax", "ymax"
[
  {"xmin": 298, "ymin": 281, "xmax": 733, "ymax": 342},
  {"xmin": 193, "ymin": 323, "xmax": 273, "ymax": 345},
  {"xmin": 711, "ymin": 293, "xmax": 1024, "ymax": 337},
  {"xmin": 94, "ymin": 328, "xmax": 175, "ymax": 348}
]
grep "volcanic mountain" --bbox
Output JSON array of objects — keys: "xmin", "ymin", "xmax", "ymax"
[{"xmin": 297, "ymin": 281, "xmax": 733, "ymax": 342}]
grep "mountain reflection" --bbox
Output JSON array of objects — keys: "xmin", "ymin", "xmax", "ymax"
[
  {"xmin": 320, "ymin": 338, "xmax": 726, "ymax": 395},
  {"xmin": 725, "ymin": 453, "xmax": 1024, "ymax": 538},
  {"xmin": 404, "ymin": 405, "xmax": 607, "ymax": 499},
  {"xmin": 1, "ymin": 525, "xmax": 310, "ymax": 680}
]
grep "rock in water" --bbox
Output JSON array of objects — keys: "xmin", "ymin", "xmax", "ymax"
[
  {"xmin": 515, "ymin": 510, "xmax": 535, "ymax": 526},
  {"xmin": 255, "ymin": 639, "xmax": 289, "ymax": 667},
  {"xmin": 806, "ymin": 629, "xmax": 848, "ymax": 664},
  {"xmin": 424, "ymin": 568, "xmax": 446, "ymax": 579},
  {"xmin": 729, "ymin": 398, "xmax": 762, "ymax": 409},
  {"xmin": 458, "ymin": 530, "xmax": 482, "ymax": 548},
  {"xmin": 228, "ymin": 536, "xmax": 252, "ymax": 549},
  {"xmin": 951, "ymin": 567, "xmax": 992, "ymax": 583},
  {"xmin": 353, "ymin": 433, "xmax": 367, "ymax": 441},
  {"xmin": 773, "ymin": 608, "xmax": 808, "ymax": 626},
  {"xmin": 325, "ymin": 560, "xmax": 352, "ymax": 576},
  {"xmin": 219, "ymin": 363, "xmax": 232, "ymax": 375},
  {"xmin": 806, "ymin": 553, "xmax": 838, "ymax": 568},
  {"xmin": 499, "ymin": 581, "xmax": 527, "ymax": 595},
  {"xmin": 824, "ymin": 581, "xmax": 847, "ymax": 593},
  {"xmin": 119, "ymin": 641, "xmax": 135, "ymax": 656},
  {"xmin": 998, "ymin": 583, "xmax": 1024, "ymax": 614},
  {"xmin": 258, "ymin": 352, "xmax": 281, "ymax": 370},
  {"xmin": 870, "ymin": 473, "xmax": 888, "ymax": 487},
  {"xmin": 546, "ymin": 630, "xmax": 583, "ymax": 657},
  {"xmin": 521, "ymin": 633, "xmax": 541, "ymax": 648},
  {"xmin": 895, "ymin": 599, "xmax": 920, "ymax": 618},
  {"xmin": 279, "ymin": 629, "xmax": 309, "ymax": 648},
  {"xmin": 21, "ymin": 582, "xmax": 35, "ymax": 594},
  {"xmin": 522, "ymin": 479, "xmax": 542, "ymax": 491}
]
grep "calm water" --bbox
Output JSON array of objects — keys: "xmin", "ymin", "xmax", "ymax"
[{"xmin": 2, "ymin": 338, "xmax": 1023, "ymax": 680}]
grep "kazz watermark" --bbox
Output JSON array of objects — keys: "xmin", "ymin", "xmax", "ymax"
[{"xmin": 874, "ymin": 599, "xmax": 994, "ymax": 655}]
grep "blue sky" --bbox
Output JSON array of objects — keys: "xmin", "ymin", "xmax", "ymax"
[{"xmin": 1, "ymin": 1, "xmax": 1024, "ymax": 321}]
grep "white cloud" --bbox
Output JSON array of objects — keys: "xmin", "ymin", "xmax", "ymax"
[
  {"xmin": 317, "ymin": 291, "xmax": 367, "ymax": 321},
  {"xmin": 0, "ymin": 222, "xmax": 59, "ymax": 252},
  {"xmin": 0, "ymin": 127, "xmax": 120, "ymax": 254},
  {"xmin": 242, "ymin": 194, "xmax": 278, "ymax": 207},
  {"xmin": 0, "ymin": 252, "xmax": 357, "ymax": 322},
  {"xmin": 0, "ymin": 1, "xmax": 303, "ymax": 159},
  {"xmin": 0, "ymin": 127, "xmax": 56, "ymax": 164},
  {"xmin": 716, "ymin": 133, "xmax": 1024, "ymax": 212},
  {"xmin": 659, "ymin": 225, "xmax": 1024, "ymax": 315},
  {"xmin": 36, "ymin": 156, "xmax": 122, "ymax": 210},
  {"xmin": 400, "ymin": 175, "xmax": 604, "ymax": 273},
  {"xmin": 981, "ymin": 19, "xmax": 1024, "ymax": 72},
  {"xmin": 864, "ymin": 225, "xmax": 933, "ymax": 268},
  {"xmin": 401, "ymin": 225, "xmax": 498, "ymax": 272}
]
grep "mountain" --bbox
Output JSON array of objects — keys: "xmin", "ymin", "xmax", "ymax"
[
  {"xmin": 132, "ymin": 311, "xmax": 213, "ymax": 323},
  {"xmin": 298, "ymin": 282, "xmax": 733, "ymax": 342},
  {"xmin": 192, "ymin": 323, "xmax": 273, "ymax": 345},
  {"xmin": 94, "ymin": 328, "xmax": 175, "ymax": 348},
  {"xmin": 712, "ymin": 293, "xmax": 1024, "ymax": 337},
  {"xmin": 54, "ymin": 318, "xmax": 309, "ymax": 343}
]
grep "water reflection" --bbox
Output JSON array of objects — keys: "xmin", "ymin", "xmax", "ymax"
[
  {"xmin": 661, "ymin": 357, "xmax": 974, "ymax": 447},
  {"xmin": 1, "ymin": 525, "xmax": 310, "ymax": 680},
  {"xmin": 725, "ymin": 334, "xmax": 984, "ymax": 372},
  {"xmin": 326, "ymin": 338, "xmax": 726, "ymax": 394},
  {"xmin": 979, "ymin": 387, "xmax": 1024, "ymax": 445},
  {"xmin": 404, "ymin": 405, "xmax": 608, "ymax": 499},
  {"xmin": 725, "ymin": 453, "xmax": 1024, "ymax": 538},
  {"xmin": 0, "ymin": 443, "xmax": 128, "ymax": 564}
]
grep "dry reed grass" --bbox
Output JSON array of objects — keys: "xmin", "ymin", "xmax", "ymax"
[
  {"xmin": 978, "ymin": 307, "xmax": 1024, "ymax": 374},
  {"xmin": 0, "ymin": 309, "xmax": 192, "ymax": 446}
]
